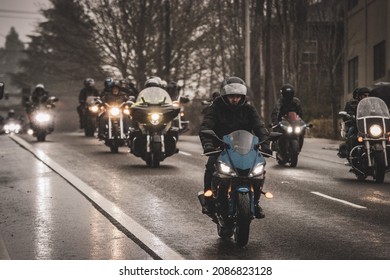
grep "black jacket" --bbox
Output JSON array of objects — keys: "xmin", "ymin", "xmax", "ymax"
[
  {"xmin": 79, "ymin": 86, "xmax": 99, "ymax": 103},
  {"xmin": 271, "ymin": 96, "xmax": 303, "ymax": 124},
  {"xmin": 199, "ymin": 98, "xmax": 269, "ymax": 148}
]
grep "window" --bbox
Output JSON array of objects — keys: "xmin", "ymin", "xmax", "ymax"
[
  {"xmin": 348, "ymin": 56, "xmax": 358, "ymax": 92},
  {"xmin": 348, "ymin": 0, "xmax": 358, "ymax": 10},
  {"xmin": 374, "ymin": 41, "xmax": 386, "ymax": 80},
  {"xmin": 302, "ymin": 40, "xmax": 318, "ymax": 64}
]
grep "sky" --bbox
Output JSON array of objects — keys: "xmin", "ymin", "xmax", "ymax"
[{"xmin": 0, "ymin": 0, "xmax": 50, "ymax": 48}]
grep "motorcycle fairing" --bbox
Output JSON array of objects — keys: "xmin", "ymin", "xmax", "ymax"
[{"xmin": 220, "ymin": 130, "xmax": 265, "ymax": 172}]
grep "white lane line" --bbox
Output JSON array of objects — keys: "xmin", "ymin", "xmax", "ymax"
[
  {"xmin": 311, "ymin": 191, "xmax": 367, "ymax": 209},
  {"xmin": 178, "ymin": 151, "xmax": 192, "ymax": 156},
  {"xmin": 10, "ymin": 135, "xmax": 184, "ymax": 260}
]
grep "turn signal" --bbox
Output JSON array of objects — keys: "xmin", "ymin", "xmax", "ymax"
[
  {"xmin": 204, "ymin": 190, "xmax": 213, "ymax": 197},
  {"xmin": 357, "ymin": 136, "xmax": 363, "ymax": 143}
]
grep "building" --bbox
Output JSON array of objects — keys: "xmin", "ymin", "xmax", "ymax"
[{"xmin": 345, "ymin": 0, "xmax": 389, "ymax": 99}]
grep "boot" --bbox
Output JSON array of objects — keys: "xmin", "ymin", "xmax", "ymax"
[{"xmin": 254, "ymin": 203, "xmax": 265, "ymax": 219}]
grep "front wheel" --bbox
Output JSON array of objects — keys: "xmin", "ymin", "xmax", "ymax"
[
  {"xmin": 146, "ymin": 152, "xmax": 160, "ymax": 168},
  {"xmin": 234, "ymin": 192, "xmax": 251, "ymax": 247},
  {"xmin": 373, "ymin": 152, "xmax": 386, "ymax": 183},
  {"xmin": 289, "ymin": 140, "xmax": 299, "ymax": 167},
  {"xmin": 36, "ymin": 132, "xmax": 46, "ymax": 142}
]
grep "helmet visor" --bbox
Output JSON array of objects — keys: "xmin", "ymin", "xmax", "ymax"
[{"xmin": 222, "ymin": 83, "xmax": 247, "ymax": 96}]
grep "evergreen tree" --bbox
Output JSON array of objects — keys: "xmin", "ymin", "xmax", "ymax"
[
  {"xmin": 13, "ymin": 0, "xmax": 104, "ymax": 88},
  {"xmin": 5, "ymin": 27, "xmax": 25, "ymax": 51}
]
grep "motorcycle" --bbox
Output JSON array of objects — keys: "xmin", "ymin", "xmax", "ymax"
[
  {"xmin": 197, "ymin": 130, "xmax": 278, "ymax": 247},
  {"xmin": 339, "ymin": 96, "xmax": 390, "ymax": 183},
  {"xmin": 172, "ymin": 95, "xmax": 190, "ymax": 134},
  {"xmin": 1, "ymin": 118, "xmax": 23, "ymax": 134},
  {"xmin": 27, "ymin": 96, "xmax": 58, "ymax": 141},
  {"xmin": 271, "ymin": 112, "xmax": 312, "ymax": 167},
  {"xmin": 128, "ymin": 87, "xmax": 180, "ymax": 168},
  {"xmin": 81, "ymin": 96, "xmax": 100, "ymax": 137},
  {"xmin": 96, "ymin": 98, "xmax": 132, "ymax": 153}
]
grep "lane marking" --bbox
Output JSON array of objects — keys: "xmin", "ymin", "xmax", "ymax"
[
  {"xmin": 178, "ymin": 151, "xmax": 192, "ymax": 156},
  {"xmin": 10, "ymin": 135, "xmax": 184, "ymax": 260},
  {"xmin": 311, "ymin": 191, "xmax": 367, "ymax": 209}
]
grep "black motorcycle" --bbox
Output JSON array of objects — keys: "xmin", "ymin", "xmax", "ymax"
[
  {"xmin": 339, "ymin": 97, "xmax": 390, "ymax": 183},
  {"xmin": 129, "ymin": 87, "xmax": 180, "ymax": 167},
  {"xmin": 96, "ymin": 98, "xmax": 132, "ymax": 153},
  {"xmin": 172, "ymin": 96, "xmax": 190, "ymax": 134},
  {"xmin": 271, "ymin": 112, "xmax": 311, "ymax": 167},
  {"xmin": 27, "ymin": 96, "xmax": 58, "ymax": 142},
  {"xmin": 81, "ymin": 96, "xmax": 100, "ymax": 137}
]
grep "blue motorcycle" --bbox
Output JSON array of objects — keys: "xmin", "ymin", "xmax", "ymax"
[{"xmin": 198, "ymin": 130, "xmax": 276, "ymax": 247}]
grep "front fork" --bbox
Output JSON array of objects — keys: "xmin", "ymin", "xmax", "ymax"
[
  {"xmin": 108, "ymin": 115, "xmax": 124, "ymax": 139},
  {"xmin": 364, "ymin": 140, "xmax": 388, "ymax": 167}
]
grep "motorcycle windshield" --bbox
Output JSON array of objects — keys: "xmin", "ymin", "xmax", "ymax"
[
  {"xmin": 223, "ymin": 130, "xmax": 257, "ymax": 155},
  {"xmin": 356, "ymin": 97, "xmax": 390, "ymax": 134},
  {"xmin": 356, "ymin": 97, "xmax": 389, "ymax": 118},
  {"xmin": 136, "ymin": 87, "xmax": 173, "ymax": 105}
]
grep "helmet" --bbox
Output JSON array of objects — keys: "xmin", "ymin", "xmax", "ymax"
[
  {"xmin": 35, "ymin": 84, "xmax": 45, "ymax": 90},
  {"xmin": 220, "ymin": 76, "xmax": 245, "ymax": 90},
  {"xmin": 353, "ymin": 87, "xmax": 370, "ymax": 100},
  {"xmin": 85, "ymin": 78, "xmax": 95, "ymax": 87},
  {"xmin": 220, "ymin": 76, "xmax": 247, "ymax": 106},
  {"xmin": 280, "ymin": 84, "xmax": 294, "ymax": 100},
  {"xmin": 104, "ymin": 77, "xmax": 114, "ymax": 90},
  {"xmin": 8, "ymin": 109, "xmax": 15, "ymax": 118},
  {"xmin": 144, "ymin": 77, "xmax": 162, "ymax": 88}
]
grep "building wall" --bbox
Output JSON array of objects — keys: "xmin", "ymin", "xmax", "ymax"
[{"xmin": 345, "ymin": 0, "xmax": 388, "ymax": 99}]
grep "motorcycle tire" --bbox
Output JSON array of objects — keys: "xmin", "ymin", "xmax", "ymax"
[
  {"xmin": 234, "ymin": 192, "xmax": 251, "ymax": 247},
  {"xmin": 84, "ymin": 119, "xmax": 95, "ymax": 137},
  {"xmin": 217, "ymin": 223, "xmax": 234, "ymax": 239},
  {"xmin": 36, "ymin": 132, "xmax": 46, "ymax": 142},
  {"xmin": 110, "ymin": 144, "xmax": 119, "ymax": 153},
  {"xmin": 147, "ymin": 152, "xmax": 160, "ymax": 168},
  {"xmin": 289, "ymin": 140, "xmax": 299, "ymax": 167},
  {"xmin": 373, "ymin": 152, "xmax": 385, "ymax": 183}
]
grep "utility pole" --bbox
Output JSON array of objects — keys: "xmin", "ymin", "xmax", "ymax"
[{"xmin": 245, "ymin": 0, "xmax": 251, "ymax": 87}]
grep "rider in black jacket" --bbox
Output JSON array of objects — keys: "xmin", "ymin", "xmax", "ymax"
[
  {"xmin": 199, "ymin": 76, "xmax": 271, "ymax": 218},
  {"xmin": 77, "ymin": 78, "xmax": 99, "ymax": 129}
]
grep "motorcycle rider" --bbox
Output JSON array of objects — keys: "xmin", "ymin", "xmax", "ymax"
[
  {"xmin": 199, "ymin": 76, "xmax": 271, "ymax": 218},
  {"xmin": 26, "ymin": 84, "xmax": 49, "ymax": 119},
  {"xmin": 271, "ymin": 84, "xmax": 304, "ymax": 150},
  {"xmin": 144, "ymin": 76, "xmax": 163, "ymax": 88},
  {"xmin": 97, "ymin": 81, "xmax": 130, "ymax": 140},
  {"xmin": 119, "ymin": 78, "xmax": 138, "ymax": 100},
  {"xmin": 338, "ymin": 87, "xmax": 371, "ymax": 159},
  {"xmin": 77, "ymin": 78, "xmax": 99, "ymax": 129}
]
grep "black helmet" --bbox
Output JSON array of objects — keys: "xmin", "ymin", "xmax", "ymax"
[
  {"xmin": 104, "ymin": 77, "xmax": 114, "ymax": 90},
  {"xmin": 220, "ymin": 76, "xmax": 247, "ymax": 106},
  {"xmin": 353, "ymin": 87, "xmax": 370, "ymax": 100},
  {"xmin": 8, "ymin": 109, "xmax": 15, "ymax": 118},
  {"xmin": 85, "ymin": 78, "xmax": 95, "ymax": 87},
  {"xmin": 280, "ymin": 84, "xmax": 294, "ymax": 100}
]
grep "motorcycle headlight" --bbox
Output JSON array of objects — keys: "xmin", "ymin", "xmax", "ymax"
[
  {"xmin": 89, "ymin": 105, "xmax": 99, "ymax": 113},
  {"xmin": 294, "ymin": 126, "xmax": 302, "ymax": 134},
  {"xmin": 217, "ymin": 162, "xmax": 237, "ymax": 176},
  {"xmin": 251, "ymin": 163, "xmax": 265, "ymax": 177},
  {"xmin": 149, "ymin": 113, "xmax": 162, "ymax": 125},
  {"xmin": 287, "ymin": 126, "xmax": 293, "ymax": 133},
  {"xmin": 35, "ymin": 112, "xmax": 51, "ymax": 123},
  {"xmin": 110, "ymin": 107, "xmax": 120, "ymax": 117},
  {"xmin": 369, "ymin": 124, "xmax": 383, "ymax": 138}
]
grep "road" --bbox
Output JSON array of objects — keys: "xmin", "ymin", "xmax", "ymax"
[{"xmin": 0, "ymin": 132, "xmax": 389, "ymax": 260}]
